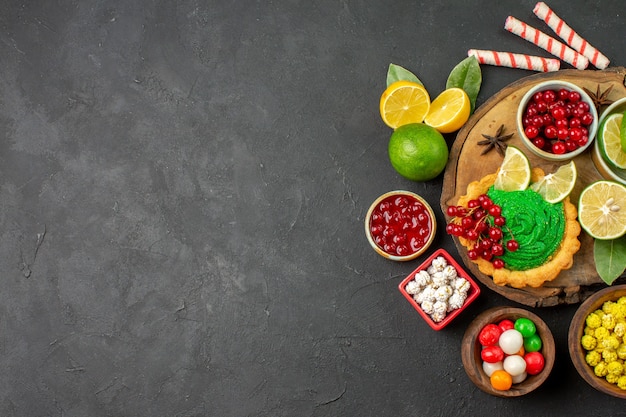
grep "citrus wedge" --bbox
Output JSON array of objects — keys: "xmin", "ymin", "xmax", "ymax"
[
  {"xmin": 379, "ymin": 81, "xmax": 431, "ymax": 129},
  {"xmin": 530, "ymin": 160, "xmax": 577, "ymax": 203},
  {"xmin": 619, "ymin": 111, "xmax": 626, "ymax": 152},
  {"xmin": 493, "ymin": 146, "xmax": 531, "ymax": 192},
  {"xmin": 599, "ymin": 112, "xmax": 626, "ymax": 169},
  {"xmin": 424, "ymin": 88, "xmax": 471, "ymax": 134},
  {"xmin": 578, "ymin": 180, "xmax": 626, "ymax": 240}
]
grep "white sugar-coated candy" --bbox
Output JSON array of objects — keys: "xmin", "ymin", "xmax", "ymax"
[
  {"xmin": 499, "ymin": 329, "xmax": 524, "ymax": 355},
  {"xmin": 482, "ymin": 360, "xmax": 504, "ymax": 377},
  {"xmin": 512, "ymin": 371, "xmax": 528, "ymax": 384},
  {"xmin": 503, "ymin": 355, "xmax": 527, "ymax": 376}
]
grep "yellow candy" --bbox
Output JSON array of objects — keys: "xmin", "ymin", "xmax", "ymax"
[
  {"xmin": 603, "ymin": 350, "xmax": 618, "ymax": 363},
  {"xmin": 608, "ymin": 361, "xmax": 624, "ymax": 376},
  {"xmin": 581, "ymin": 334, "xmax": 597, "ymax": 351},
  {"xmin": 586, "ymin": 313, "xmax": 602, "ymax": 329},
  {"xmin": 618, "ymin": 375, "xmax": 626, "ymax": 390},
  {"xmin": 603, "ymin": 301, "xmax": 617, "ymax": 314},
  {"xmin": 595, "ymin": 327, "xmax": 610, "ymax": 341},
  {"xmin": 586, "ymin": 351, "xmax": 602, "ymax": 367},
  {"xmin": 595, "ymin": 362, "xmax": 609, "ymax": 377},
  {"xmin": 615, "ymin": 322, "xmax": 626, "ymax": 337},
  {"xmin": 603, "ymin": 314, "xmax": 617, "ymax": 330},
  {"xmin": 617, "ymin": 345, "xmax": 626, "ymax": 360},
  {"xmin": 602, "ymin": 335, "xmax": 621, "ymax": 351},
  {"xmin": 607, "ymin": 373, "xmax": 620, "ymax": 384}
]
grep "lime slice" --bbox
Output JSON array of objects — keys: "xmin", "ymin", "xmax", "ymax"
[
  {"xmin": 530, "ymin": 161, "xmax": 577, "ymax": 203},
  {"xmin": 578, "ymin": 180, "xmax": 626, "ymax": 240},
  {"xmin": 599, "ymin": 113, "xmax": 626, "ymax": 169},
  {"xmin": 493, "ymin": 146, "xmax": 531, "ymax": 191},
  {"xmin": 619, "ymin": 111, "xmax": 626, "ymax": 152}
]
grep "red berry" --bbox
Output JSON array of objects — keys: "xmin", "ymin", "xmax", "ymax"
[
  {"xmin": 524, "ymin": 125, "xmax": 539, "ymax": 139},
  {"xmin": 489, "ymin": 227, "xmax": 503, "ymax": 241},
  {"xmin": 506, "ymin": 239, "xmax": 519, "ymax": 252},
  {"xmin": 581, "ymin": 112, "xmax": 594, "ymax": 125},
  {"xmin": 532, "ymin": 137, "xmax": 546, "ymax": 149},
  {"xmin": 565, "ymin": 140, "xmax": 579, "ymax": 152},
  {"xmin": 569, "ymin": 117, "xmax": 582, "ymax": 128},
  {"xmin": 492, "ymin": 259, "xmax": 505, "ymax": 269},
  {"xmin": 552, "ymin": 141, "xmax": 567, "ymax": 154},
  {"xmin": 491, "ymin": 243, "xmax": 504, "ymax": 256},
  {"xmin": 544, "ymin": 125, "xmax": 557, "ymax": 139},
  {"xmin": 569, "ymin": 91, "xmax": 581, "ymax": 102},
  {"xmin": 488, "ymin": 205, "xmax": 502, "ymax": 217},
  {"xmin": 557, "ymin": 127, "xmax": 569, "ymax": 140},
  {"xmin": 493, "ymin": 216, "xmax": 506, "ymax": 227},
  {"xmin": 543, "ymin": 90, "xmax": 556, "ymax": 102},
  {"xmin": 465, "ymin": 229, "xmax": 479, "ymax": 241},
  {"xmin": 569, "ymin": 127, "xmax": 583, "ymax": 141},
  {"xmin": 550, "ymin": 106, "xmax": 567, "ymax": 120}
]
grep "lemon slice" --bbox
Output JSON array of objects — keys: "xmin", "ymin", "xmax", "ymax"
[
  {"xmin": 578, "ymin": 180, "xmax": 626, "ymax": 240},
  {"xmin": 599, "ymin": 113, "xmax": 626, "ymax": 169},
  {"xmin": 493, "ymin": 146, "xmax": 531, "ymax": 191},
  {"xmin": 530, "ymin": 161, "xmax": 577, "ymax": 203},
  {"xmin": 379, "ymin": 81, "xmax": 431, "ymax": 129},
  {"xmin": 423, "ymin": 88, "xmax": 471, "ymax": 134}
]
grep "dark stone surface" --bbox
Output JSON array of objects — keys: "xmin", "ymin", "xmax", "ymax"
[{"xmin": 0, "ymin": 0, "xmax": 624, "ymax": 415}]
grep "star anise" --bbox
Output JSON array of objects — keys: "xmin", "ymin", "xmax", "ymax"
[
  {"xmin": 583, "ymin": 84, "xmax": 614, "ymax": 112},
  {"xmin": 478, "ymin": 124, "xmax": 513, "ymax": 156}
]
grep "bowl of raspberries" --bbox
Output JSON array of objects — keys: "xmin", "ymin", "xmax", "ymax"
[{"xmin": 517, "ymin": 80, "xmax": 598, "ymax": 161}]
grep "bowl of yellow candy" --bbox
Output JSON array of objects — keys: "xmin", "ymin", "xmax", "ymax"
[{"xmin": 569, "ymin": 285, "xmax": 626, "ymax": 398}]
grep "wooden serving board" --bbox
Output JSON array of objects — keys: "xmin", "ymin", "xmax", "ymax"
[{"xmin": 441, "ymin": 67, "xmax": 626, "ymax": 307}]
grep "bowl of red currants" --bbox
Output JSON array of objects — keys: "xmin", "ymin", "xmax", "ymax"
[
  {"xmin": 365, "ymin": 190, "xmax": 437, "ymax": 261},
  {"xmin": 517, "ymin": 80, "xmax": 598, "ymax": 161}
]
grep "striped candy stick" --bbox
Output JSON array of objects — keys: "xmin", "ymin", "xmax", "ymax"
[
  {"xmin": 504, "ymin": 16, "xmax": 589, "ymax": 70},
  {"xmin": 533, "ymin": 1, "xmax": 610, "ymax": 69},
  {"xmin": 468, "ymin": 49, "xmax": 561, "ymax": 72}
]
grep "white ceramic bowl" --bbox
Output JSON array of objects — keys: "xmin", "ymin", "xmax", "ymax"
[
  {"xmin": 592, "ymin": 97, "xmax": 626, "ymax": 185},
  {"xmin": 517, "ymin": 80, "xmax": 598, "ymax": 161}
]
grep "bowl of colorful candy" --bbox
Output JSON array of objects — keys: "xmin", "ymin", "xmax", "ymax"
[
  {"xmin": 517, "ymin": 80, "xmax": 598, "ymax": 161},
  {"xmin": 365, "ymin": 190, "xmax": 436, "ymax": 261},
  {"xmin": 591, "ymin": 96, "xmax": 626, "ymax": 186},
  {"xmin": 568, "ymin": 285, "xmax": 626, "ymax": 398},
  {"xmin": 398, "ymin": 248, "xmax": 480, "ymax": 330},
  {"xmin": 461, "ymin": 306, "xmax": 555, "ymax": 397}
]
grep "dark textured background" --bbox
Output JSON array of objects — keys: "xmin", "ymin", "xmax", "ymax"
[{"xmin": 0, "ymin": 0, "xmax": 625, "ymax": 415}]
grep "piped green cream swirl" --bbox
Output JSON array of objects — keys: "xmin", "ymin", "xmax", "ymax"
[{"xmin": 487, "ymin": 186, "xmax": 565, "ymax": 271}]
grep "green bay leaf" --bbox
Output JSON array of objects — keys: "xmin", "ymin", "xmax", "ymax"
[
  {"xmin": 386, "ymin": 63, "xmax": 422, "ymax": 87},
  {"xmin": 594, "ymin": 236, "xmax": 626, "ymax": 285},
  {"xmin": 446, "ymin": 56, "xmax": 481, "ymax": 114}
]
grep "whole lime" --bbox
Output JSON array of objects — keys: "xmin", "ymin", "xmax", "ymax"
[{"xmin": 388, "ymin": 123, "xmax": 449, "ymax": 181}]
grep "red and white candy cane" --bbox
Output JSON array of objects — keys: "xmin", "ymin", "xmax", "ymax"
[
  {"xmin": 533, "ymin": 2, "xmax": 610, "ymax": 69},
  {"xmin": 468, "ymin": 49, "xmax": 560, "ymax": 72},
  {"xmin": 504, "ymin": 16, "xmax": 588, "ymax": 70}
]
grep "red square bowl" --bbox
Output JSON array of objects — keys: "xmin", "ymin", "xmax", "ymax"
[{"xmin": 398, "ymin": 248, "xmax": 480, "ymax": 331}]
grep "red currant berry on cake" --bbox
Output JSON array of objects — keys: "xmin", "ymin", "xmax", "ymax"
[
  {"xmin": 492, "ymin": 259, "xmax": 505, "ymax": 269},
  {"xmin": 506, "ymin": 239, "xmax": 519, "ymax": 252}
]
